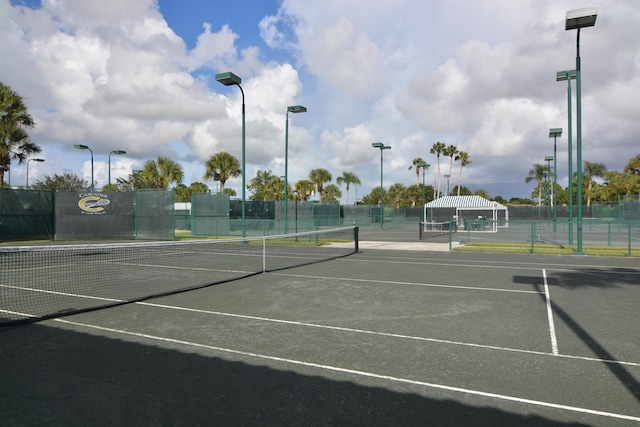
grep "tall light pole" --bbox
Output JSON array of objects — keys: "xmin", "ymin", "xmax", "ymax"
[
  {"xmin": 549, "ymin": 128, "xmax": 562, "ymax": 231},
  {"xmin": 444, "ymin": 174, "xmax": 451, "ymax": 195},
  {"xmin": 566, "ymin": 7, "xmax": 597, "ymax": 255},
  {"xmin": 284, "ymin": 105, "xmax": 307, "ymax": 234},
  {"xmin": 108, "ymin": 150, "xmax": 126, "ymax": 191},
  {"xmin": 74, "ymin": 144, "xmax": 94, "ymax": 191},
  {"xmin": 556, "ymin": 70, "xmax": 576, "ymax": 244},
  {"xmin": 216, "ymin": 71, "xmax": 246, "ymax": 238},
  {"xmin": 372, "ymin": 142, "xmax": 391, "ymax": 230},
  {"xmin": 26, "ymin": 158, "xmax": 44, "ymax": 189},
  {"xmin": 545, "ymin": 156, "xmax": 554, "ymax": 221},
  {"xmin": 417, "ymin": 161, "xmax": 429, "ymax": 206}
]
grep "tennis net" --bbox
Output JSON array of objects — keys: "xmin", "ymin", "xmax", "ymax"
[{"xmin": 0, "ymin": 226, "xmax": 358, "ymax": 326}]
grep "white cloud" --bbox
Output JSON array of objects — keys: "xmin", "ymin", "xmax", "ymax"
[{"xmin": 2, "ymin": 0, "xmax": 639, "ymax": 201}]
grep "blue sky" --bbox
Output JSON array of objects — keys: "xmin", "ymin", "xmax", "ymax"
[{"xmin": 2, "ymin": 0, "xmax": 639, "ymax": 202}]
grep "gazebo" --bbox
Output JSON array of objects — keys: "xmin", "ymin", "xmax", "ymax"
[{"xmin": 423, "ymin": 195, "xmax": 509, "ymax": 232}]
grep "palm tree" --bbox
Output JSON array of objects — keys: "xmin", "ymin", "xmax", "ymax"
[
  {"xmin": 430, "ymin": 141, "xmax": 446, "ymax": 198},
  {"xmin": 309, "ymin": 168, "xmax": 332, "ymax": 203},
  {"xmin": 336, "ymin": 171, "xmax": 361, "ymax": 205},
  {"xmin": 525, "ymin": 164, "xmax": 546, "ymax": 213},
  {"xmin": 386, "ymin": 183, "xmax": 405, "ymax": 208},
  {"xmin": 0, "ymin": 82, "xmax": 40, "ymax": 187},
  {"xmin": 247, "ymin": 169, "xmax": 275, "ymax": 200},
  {"xmin": 583, "ymin": 161, "xmax": 607, "ymax": 210},
  {"xmin": 294, "ymin": 179, "xmax": 315, "ymax": 201},
  {"xmin": 142, "ymin": 156, "xmax": 184, "ymax": 188},
  {"xmin": 204, "ymin": 151, "xmax": 241, "ymax": 194},
  {"xmin": 321, "ymin": 184, "xmax": 342, "ymax": 203},
  {"xmin": 454, "ymin": 151, "xmax": 471, "ymax": 196},
  {"xmin": 408, "ymin": 158, "xmax": 427, "ymax": 186},
  {"xmin": 443, "ymin": 144, "xmax": 458, "ymax": 184}
]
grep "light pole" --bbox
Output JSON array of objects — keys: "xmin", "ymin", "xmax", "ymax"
[
  {"xmin": 108, "ymin": 150, "xmax": 126, "ymax": 191},
  {"xmin": 284, "ymin": 105, "xmax": 307, "ymax": 234},
  {"xmin": 543, "ymin": 170, "xmax": 550, "ymax": 220},
  {"xmin": 556, "ymin": 70, "xmax": 576, "ymax": 244},
  {"xmin": 444, "ymin": 174, "xmax": 451, "ymax": 195},
  {"xmin": 549, "ymin": 128, "xmax": 562, "ymax": 232},
  {"xmin": 417, "ymin": 161, "xmax": 429, "ymax": 206},
  {"xmin": 294, "ymin": 189, "xmax": 299, "ymax": 239},
  {"xmin": 545, "ymin": 156, "xmax": 554, "ymax": 221},
  {"xmin": 372, "ymin": 142, "xmax": 391, "ymax": 230},
  {"xmin": 566, "ymin": 7, "xmax": 597, "ymax": 255},
  {"xmin": 26, "ymin": 158, "xmax": 44, "ymax": 189},
  {"xmin": 216, "ymin": 71, "xmax": 246, "ymax": 238},
  {"xmin": 74, "ymin": 144, "xmax": 94, "ymax": 191}
]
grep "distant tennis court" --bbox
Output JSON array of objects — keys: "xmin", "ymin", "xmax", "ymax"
[{"xmin": 1, "ymin": 227, "xmax": 639, "ymax": 425}]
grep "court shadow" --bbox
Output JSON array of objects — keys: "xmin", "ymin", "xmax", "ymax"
[
  {"xmin": 513, "ymin": 275, "xmax": 640, "ymax": 404},
  {"xmin": 1, "ymin": 322, "xmax": 585, "ymax": 426},
  {"xmin": 515, "ymin": 267, "xmax": 640, "ymax": 289}
]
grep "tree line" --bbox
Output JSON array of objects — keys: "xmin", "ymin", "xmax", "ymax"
[{"xmin": 526, "ymin": 155, "xmax": 640, "ymax": 207}]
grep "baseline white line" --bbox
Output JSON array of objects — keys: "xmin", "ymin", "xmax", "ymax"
[
  {"xmin": 543, "ymin": 269, "xmax": 559, "ymax": 356},
  {"xmin": 273, "ymin": 273, "xmax": 541, "ymax": 294},
  {"xmin": 53, "ymin": 318, "xmax": 640, "ymax": 423},
  {"xmin": 136, "ymin": 302, "xmax": 640, "ymax": 368},
  {"xmin": 347, "ymin": 256, "xmax": 640, "ymax": 273}
]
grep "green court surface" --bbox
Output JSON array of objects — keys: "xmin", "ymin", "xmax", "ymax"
[{"xmin": 1, "ymin": 232, "xmax": 639, "ymax": 425}]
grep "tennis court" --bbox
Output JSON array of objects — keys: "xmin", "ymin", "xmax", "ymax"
[{"xmin": 1, "ymin": 227, "xmax": 639, "ymax": 425}]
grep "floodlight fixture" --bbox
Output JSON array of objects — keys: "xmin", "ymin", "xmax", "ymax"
[
  {"xmin": 74, "ymin": 144, "xmax": 94, "ymax": 191},
  {"xmin": 565, "ymin": 7, "xmax": 598, "ymax": 30},
  {"xmin": 565, "ymin": 7, "xmax": 597, "ymax": 255},
  {"xmin": 556, "ymin": 70, "xmax": 577, "ymax": 82},
  {"xmin": 26, "ymin": 158, "xmax": 44, "ymax": 189},
  {"xmin": 284, "ymin": 105, "xmax": 307, "ymax": 233},
  {"xmin": 372, "ymin": 142, "xmax": 391, "ymax": 230},
  {"xmin": 108, "ymin": 150, "xmax": 127, "ymax": 190},
  {"xmin": 216, "ymin": 71, "xmax": 246, "ymax": 237}
]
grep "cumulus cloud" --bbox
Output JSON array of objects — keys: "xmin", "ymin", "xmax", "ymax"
[{"xmin": 2, "ymin": 0, "xmax": 639, "ymax": 200}]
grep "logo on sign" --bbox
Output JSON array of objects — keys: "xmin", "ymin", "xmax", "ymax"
[{"xmin": 78, "ymin": 193, "xmax": 110, "ymax": 215}]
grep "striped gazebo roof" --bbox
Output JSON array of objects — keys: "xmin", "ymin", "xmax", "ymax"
[{"xmin": 424, "ymin": 195, "xmax": 507, "ymax": 209}]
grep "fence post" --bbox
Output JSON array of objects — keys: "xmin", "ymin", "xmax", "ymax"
[
  {"xmin": 449, "ymin": 220, "xmax": 453, "ymax": 252},
  {"xmin": 531, "ymin": 221, "xmax": 536, "ymax": 254},
  {"xmin": 628, "ymin": 222, "xmax": 632, "ymax": 257}
]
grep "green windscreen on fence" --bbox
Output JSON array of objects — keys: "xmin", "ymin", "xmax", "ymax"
[{"xmin": 0, "ymin": 189, "xmax": 54, "ymax": 242}]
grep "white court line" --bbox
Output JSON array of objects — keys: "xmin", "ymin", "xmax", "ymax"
[
  {"xmin": 274, "ymin": 273, "xmax": 541, "ymax": 294},
  {"xmin": 135, "ymin": 301, "xmax": 640, "ymax": 368},
  {"xmin": 347, "ymin": 255, "xmax": 640, "ymax": 273},
  {"xmin": 543, "ymin": 269, "xmax": 559, "ymax": 356},
  {"xmin": 52, "ymin": 318, "xmax": 640, "ymax": 423}
]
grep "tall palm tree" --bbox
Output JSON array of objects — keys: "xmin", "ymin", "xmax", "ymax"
[
  {"xmin": 443, "ymin": 144, "xmax": 458, "ymax": 184},
  {"xmin": 408, "ymin": 157, "xmax": 427, "ymax": 185},
  {"xmin": 525, "ymin": 164, "xmax": 546, "ymax": 212},
  {"xmin": 0, "ymin": 82, "xmax": 40, "ymax": 187},
  {"xmin": 204, "ymin": 151, "xmax": 241, "ymax": 194},
  {"xmin": 454, "ymin": 151, "xmax": 471, "ymax": 196},
  {"xmin": 430, "ymin": 141, "xmax": 446, "ymax": 198},
  {"xmin": 336, "ymin": 171, "xmax": 361, "ymax": 205},
  {"xmin": 309, "ymin": 168, "xmax": 332, "ymax": 203},
  {"xmin": 583, "ymin": 161, "xmax": 607, "ymax": 210},
  {"xmin": 142, "ymin": 156, "xmax": 184, "ymax": 188}
]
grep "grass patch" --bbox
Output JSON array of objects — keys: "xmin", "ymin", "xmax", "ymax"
[{"xmin": 454, "ymin": 241, "xmax": 639, "ymax": 257}]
